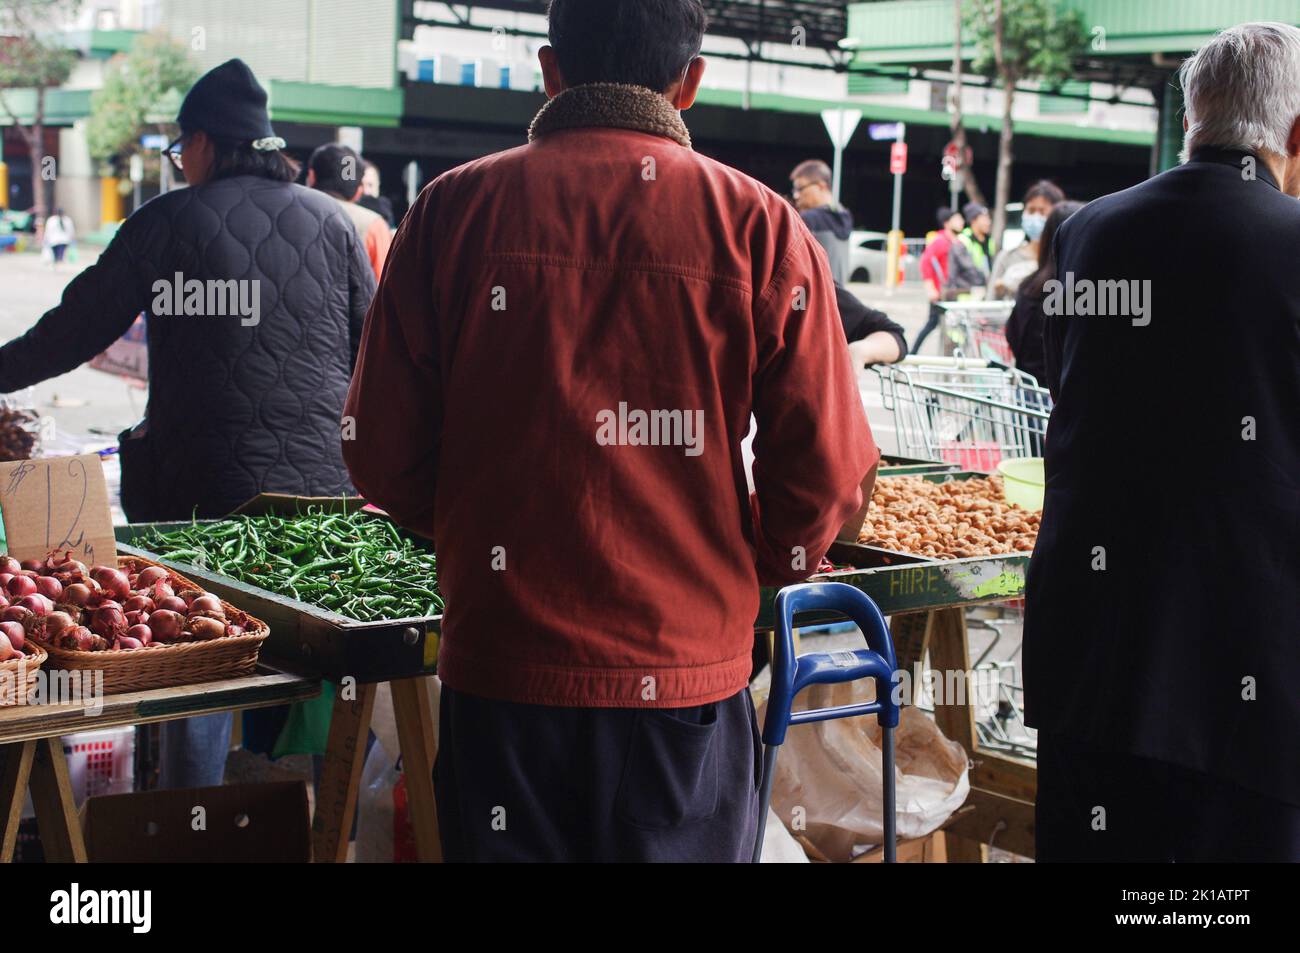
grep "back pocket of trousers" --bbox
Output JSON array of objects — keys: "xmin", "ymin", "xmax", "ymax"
[{"xmin": 616, "ymin": 707, "xmax": 721, "ymax": 830}]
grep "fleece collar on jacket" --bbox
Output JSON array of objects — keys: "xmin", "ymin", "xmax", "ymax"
[{"xmin": 527, "ymin": 82, "xmax": 692, "ymax": 148}]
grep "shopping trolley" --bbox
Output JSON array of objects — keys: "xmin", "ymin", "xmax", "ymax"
[
  {"xmin": 753, "ymin": 582, "xmax": 900, "ymax": 863},
  {"xmin": 938, "ymin": 300, "xmax": 1015, "ymax": 362},
  {"xmin": 875, "ymin": 355, "xmax": 1052, "ymax": 471}
]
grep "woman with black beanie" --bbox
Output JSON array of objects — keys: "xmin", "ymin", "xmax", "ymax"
[{"xmin": 0, "ymin": 59, "xmax": 375, "ymax": 788}]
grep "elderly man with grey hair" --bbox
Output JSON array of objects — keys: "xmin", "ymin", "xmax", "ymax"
[{"xmin": 1026, "ymin": 22, "xmax": 1300, "ymax": 862}]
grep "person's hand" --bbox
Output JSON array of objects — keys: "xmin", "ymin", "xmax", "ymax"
[{"xmin": 926, "ymin": 283, "xmax": 941, "ymax": 303}]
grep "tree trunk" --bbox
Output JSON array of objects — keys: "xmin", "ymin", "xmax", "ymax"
[
  {"xmin": 993, "ymin": 78, "xmax": 1015, "ymax": 249},
  {"xmin": 31, "ymin": 88, "xmax": 48, "ymax": 221},
  {"xmin": 949, "ymin": 0, "xmax": 986, "ymax": 206}
]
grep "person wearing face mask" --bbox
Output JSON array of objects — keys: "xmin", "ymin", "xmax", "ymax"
[{"xmin": 990, "ymin": 180, "xmax": 1064, "ymax": 300}]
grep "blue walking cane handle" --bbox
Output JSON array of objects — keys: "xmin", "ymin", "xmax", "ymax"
[{"xmin": 753, "ymin": 582, "xmax": 900, "ymax": 863}]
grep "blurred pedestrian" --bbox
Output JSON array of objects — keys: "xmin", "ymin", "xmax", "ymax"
[
  {"xmin": 913, "ymin": 206, "xmax": 963, "ymax": 353},
  {"xmin": 991, "ymin": 179, "xmax": 1064, "ymax": 300},
  {"xmin": 42, "ymin": 207, "xmax": 75, "ymax": 269},
  {"xmin": 790, "ymin": 159, "xmax": 853, "ymax": 285},
  {"xmin": 1005, "ymin": 199, "xmax": 1083, "ymax": 383},
  {"xmin": 308, "ymin": 144, "xmax": 392, "ymax": 280},
  {"xmin": 945, "ymin": 201, "xmax": 995, "ymax": 296},
  {"xmin": 358, "ymin": 160, "xmax": 396, "ymax": 228}
]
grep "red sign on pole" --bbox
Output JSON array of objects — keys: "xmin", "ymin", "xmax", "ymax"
[{"xmin": 890, "ymin": 142, "xmax": 908, "ymax": 175}]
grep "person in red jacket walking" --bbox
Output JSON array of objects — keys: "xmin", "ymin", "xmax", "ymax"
[
  {"xmin": 343, "ymin": 0, "xmax": 878, "ymax": 862},
  {"xmin": 913, "ymin": 206, "xmax": 964, "ymax": 354}
]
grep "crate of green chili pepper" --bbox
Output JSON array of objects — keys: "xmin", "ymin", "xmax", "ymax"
[{"xmin": 116, "ymin": 496, "xmax": 442, "ymax": 684}]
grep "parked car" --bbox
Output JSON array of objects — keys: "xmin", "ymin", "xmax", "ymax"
[{"xmin": 848, "ymin": 230, "xmax": 924, "ymax": 284}]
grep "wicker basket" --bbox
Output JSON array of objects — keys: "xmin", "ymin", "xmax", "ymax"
[
  {"xmin": 32, "ymin": 555, "xmax": 269, "ymax": 695},
  {"xmin": 0, "ymin": 644, "xmax": 48, "ymax": 707}
]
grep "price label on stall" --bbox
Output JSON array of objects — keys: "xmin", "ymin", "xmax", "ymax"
[{"xmin": 0, "ymin": 453, "xmax": 117, "ymax": 565}]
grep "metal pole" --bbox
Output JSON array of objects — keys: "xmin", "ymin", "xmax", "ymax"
[
  {"xmin": 882, "ymin": 726, "xmax": 896, "ymax": 862},
  {"xmin": 890, "ymin": 124, "xmax": 905, "ymax": 235}
]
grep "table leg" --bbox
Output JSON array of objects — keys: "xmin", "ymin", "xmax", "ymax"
[
  {"xmin": 0, "ymin": 741, "xmax": 36, "ymax": 862},
  {"xmin": 926, "ymin": 606, "xmax": 985, "ymax": 863},
  {"xmin": 311, "ymin": 682, "xmax": 376, "ymax": 863},
  {"xmin": 29, "ymin": 738, "xmax": 87, "ymax": 863},
  {"xmin": 391, "ymin": 676, "xmax": 442, "ymax": 862}
]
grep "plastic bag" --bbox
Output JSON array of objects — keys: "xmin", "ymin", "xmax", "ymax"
[
  {"xmin": 354, "ymin": 738, "xmax": 417, "ymax": 862},
  {"xmin": 753, "ymin": 635, "xmax": 969, "ymax": 863}
]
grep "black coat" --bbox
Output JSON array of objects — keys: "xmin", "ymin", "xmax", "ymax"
[
  {"xmin": 0, "ymin": 175, "xmax": 375, "ymax": 521},
  {"xmin": 1005, "ymin": 284, "xmax": 1047, "ymax": 385},
  {"xmin": 1026, "ymin": 148, "xmax": 1299, "ymax": 804}
]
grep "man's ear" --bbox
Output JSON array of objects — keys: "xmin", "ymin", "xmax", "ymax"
[
  {"xmin": 538, "ymin": 46, "xmax": 565, "ymax": 99},
  {"xmin": 1287, "ymin": 113, "xmax": 1300, "ymax": 157},
  {"xmin": 668, "ymin": 57, "xmax": 707, "ymax": 110}
]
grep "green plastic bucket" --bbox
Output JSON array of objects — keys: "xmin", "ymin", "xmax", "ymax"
[{"xmin": 997, "ymin": 457, "xmax": 1045, "ymax": 510}]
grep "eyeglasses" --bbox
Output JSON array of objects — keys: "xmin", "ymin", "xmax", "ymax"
[{"xmin": 165, "ymin": 136, "xmax": 185, "ymax": 171}]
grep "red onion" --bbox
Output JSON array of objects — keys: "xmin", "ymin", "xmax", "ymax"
[
  {"xmin": 177, "ymin": 588, "xmax": 203, "ymax": 606},
  {"xmin": 147, "ymin": 609, "xmax": 185, "ymax": 642},
  {"xmin": 6, "ymin": 575, "xmax": 37, "ymax": 598},
  {"xmin": 0, "ymin": 573, "xmax": 13, "ymax": 589},
  {"xmin": 90, "ymin": 566, "xmax": 131, "ymax": 601},
  {"xmin": 117, "ymin": 635, "xmax": 144, "ymax": 650},
  {"xmin": 189, "ymin": 594, "xmax": 226, "ymax": 618},
  {"xmin": 188, "ymin": 616, "xmax": 226, "ymax": 640},
  {"xmin": 225, "ymin": 623, "xmax": 246, "ymax": 638},
  {"xmin": 41, "ymin": 612, "xmax": 73, "ymax": 641},
  {"xmin": 136, "ymin": 566, "xmax": 169, "ymax": 589},
  {"xmin": 123, "ymin": 595, "xmax": 155, "ymax": 614},
  {"xmin": 0, "ymin": 621, "xmax": 26, "ymax": 652},
  {"xmin": 0, "ymin": 633, "xmax": 15, "ymax": 661},
  {"xmin": 19, "ymin": 559, "xmax": 43, "ymax": 573},
  {"xmin": 91, "ymin": 605, "xmax": 128, "ymax": 641},
  {"xmin": 17, "ymin": 594, "xmax": 51, "ymax": 616},
  {"xmin": 127, "ymin": 624, "xmax": 153, "ymax": 646},
  {"xmin": 72, "ymin": 627, "xmax": 97, "ymax": 652},
  {"xmin": 0, "ymin": 556, "xmax": 20, "ymax": 576},
  {"xmin": 156, "ymin": 595, "xmax": 188, "ymax": 613},
  {"xmin": 152, "ymin": 580, "xmax": 175, "ymax": 601},
  {"xmin": 2, "ymin": 606, "xmax": 32, "ymax": 627},
  {"xmin": 62, "ymin": 583, "xmax": 92, "ymax": 606},
  {"xmin": 0, "ymin": 594, "xmax": 9, "ymax": 611},
  {"xmin": 35, "ymin": 576, "xmax": 63, "ymax": 600},
  {"xmin": 55, "ymin": 557, "xmax": 88, "ymax": 577},
  {"xmin": 125, "ymin": 610, "xmax": 149, "ymax": 627}
]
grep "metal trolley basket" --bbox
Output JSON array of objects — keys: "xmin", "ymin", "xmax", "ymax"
[
  {"xmin": 875, "ymin": 356, "xmax": 1052, "ymax": 472},
  {"xmin": 938, "ymin": 300, "xmax": 1016, "ymax": 362}
]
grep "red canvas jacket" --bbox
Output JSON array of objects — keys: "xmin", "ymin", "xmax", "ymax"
[{"xmin": 344, "ymin": 83, "xmax": 878, "ymax": 707}]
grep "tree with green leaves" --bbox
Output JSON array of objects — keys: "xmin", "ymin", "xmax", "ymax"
[
  {"xmin": 0, "ymin": 0, "xmax": 80, "ymax": 220},
  {"xmin": 87, "ymin": 30, "xmax": 197, "ymax": 184},
  {"xmin": 964, "ymin": 0, "xmax": 1088, "ymax": 245}
]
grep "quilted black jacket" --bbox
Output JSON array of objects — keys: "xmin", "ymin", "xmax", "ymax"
[{"xmin": 0, "ymin": 175, "xmax": 375, "ymax": 521}]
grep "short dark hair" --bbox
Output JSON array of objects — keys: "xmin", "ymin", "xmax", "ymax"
[
  {"xmin": 791, "ymin": 159, "xmax": 832, "ymax": 186},
  {"xmin": 936, "ymin": 206, "xmax": 960, "ymax": 227},
  {"xmin": 208, "ymin": 137, "xmax": 300, "ymax": 183},
  {"xmin": 547, "ymin": 0, "xmax": 707, "ymax": 91},
  {"xmin": 1023, "ymin": 179, "xmax": 1066, "ymax": 205},
  {"xmin": 308, "ymin": 144, "xmax": 363, "ymax": 199}
]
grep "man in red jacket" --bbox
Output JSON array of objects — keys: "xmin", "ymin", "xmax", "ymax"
[{"xmin": 344, "ymin": 0, "xmax": 878, "ymax": 862}]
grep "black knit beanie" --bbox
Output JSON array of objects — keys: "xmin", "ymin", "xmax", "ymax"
[{"xmin": 177, "ymin": 58, "xmax": 281, "ymax": 146}]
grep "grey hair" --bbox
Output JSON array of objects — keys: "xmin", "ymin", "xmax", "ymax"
[{"xmin": 1179, "ymin": 21, "xmax": 1300, "ymax": 162}]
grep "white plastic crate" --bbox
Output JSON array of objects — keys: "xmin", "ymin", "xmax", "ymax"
[{"xmin": 63, "ymin": 726, "xmax": 136, "ymax": 804}]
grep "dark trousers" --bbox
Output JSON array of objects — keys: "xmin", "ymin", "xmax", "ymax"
[
  {"xmin": 434, "ymin": 685, "xmax": 762, "ymax": 862},
  {"xmin": 1035, "ymin": 730, "xmax": 1300, "ymax": 862},
  {"xmin": 912, "ymin": 302, "xmax": 944, "ymax": 354}
]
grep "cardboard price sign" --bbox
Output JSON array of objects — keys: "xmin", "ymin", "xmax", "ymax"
[{"xmin": 0, "ymin": 453, "xmax": 117, "ymax": 566}]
